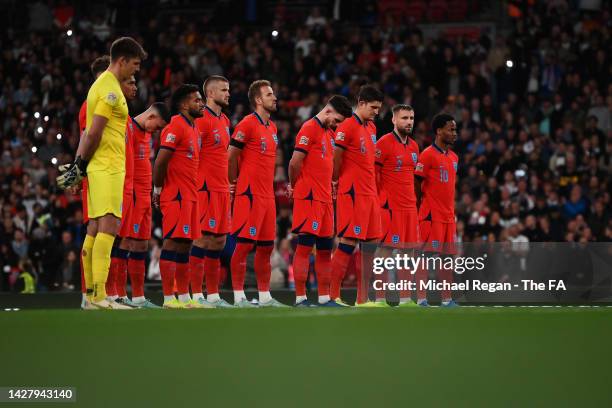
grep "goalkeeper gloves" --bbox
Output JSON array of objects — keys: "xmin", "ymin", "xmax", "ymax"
[{"xmin": 56, "ymin": 156, "xmax": 88, "ymax": 190}]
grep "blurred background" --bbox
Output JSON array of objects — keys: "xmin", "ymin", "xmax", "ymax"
[{"xmin": 0, "ymin": 0, "xmax": 609, "ymax": 294}]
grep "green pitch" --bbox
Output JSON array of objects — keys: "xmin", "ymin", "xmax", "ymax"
[{"xmin": 1, "ymin": 307, "xmax": 611, "ymax": 408}]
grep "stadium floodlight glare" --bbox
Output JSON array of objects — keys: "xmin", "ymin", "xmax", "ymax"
[
  {"xmin": 272, "ymin": 30, "xmax": 279, "ymax": 38},
  {"xmin": 44, "ymin": 115, "xmax": 49, "ymax": 122},
  {"xmin": 37, "ymin": 126, "xmax": 43, "ymax": 134},
  {"xmin": 34, "ymin": 112, "xmax": 40, "ymax": 119},
  {"xmin": 56, "ymin": 133, "xmax": 62, "ymax": 140},
  {"xmin": 506, "ymin": 60, "xmax": 514, "ymax": 68},
  {"xmin": 67, "ymin": 29, "xmax": 73, "ymax": 37},
  {"xmin": 51, "ymin": 157, "xmax": 58, "ymax": 165},
  {"xmin": 31, "ymin": 146, "xmax": 37, "ymax": 153}
]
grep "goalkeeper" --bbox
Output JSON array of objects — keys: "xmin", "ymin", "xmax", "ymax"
[{"xmin": 57, "ymin": 37, "xmax": 146, "ymax": 309}]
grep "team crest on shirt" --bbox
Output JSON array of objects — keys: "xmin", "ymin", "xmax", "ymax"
[
  {"xmin": 330, "ymin": 138, "xmax": 336, "ymax": 148},
  {"xmin": 209, "ymin": 218, "xmax": 216, "ymax": 228},
  {"xmin": 183, "ymin": 225, "xmax": 190, "ymax": 235},
  {"xmin": 133, "ymin": 224, "xmax": 140, "ymax": 233},
  {"xmin": 416, "ymin": 163, "xmax": 424, "ymax": 172},
  {"xmin": 392, "ymin": 235, "xmax": 400, "ymax": 244},
  {"xmin": 336, "ymin": 132, "xmax": 345, "ymax": 141},
  {"xmin": 354, "ymin": 225, "xmax": 362, "ymax": 235},
  {"xmin": 312, "ymin": 221, "xmax": 319, "ymax": 231},
  {"xmin": 249, "ymin": 226, "xmax": 257, "ymax": 236},
  {"xmin": 272, "ymin": 134, "xmax": 278, "ymax": 144},
  {"xmin": 411, "ymin": 153, "xmax": 418, "ymax": 164},
  {"xmin": 453, "ymin": 162, "xmax": 458, "ymax": 172},
  {"xmin": 260, "ymin": 137, "xmax": 267, "ymax": 153},
  {"xmin": 165, "ymin": 133, "xmax": 176, "ymax": 143},
  {"xmin": 432, "ymin": 240, "xmax": 440, "ymax": 249},
  {"xmin": 299, "ymin": 135, "xmax": 309, "ymax": 146},
  {"xmin": 235, "ymin": 131, "xmax": 245, "ymax": 141},
  {"xmin": 371, "ymin": 134, "xmax": 377, "ymax": 144}
]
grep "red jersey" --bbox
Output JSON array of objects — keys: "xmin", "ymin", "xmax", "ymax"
[
  {"xmin": 159, "ymin": 113, "xmax": 200, "ymax": 202},
  {"xmin": 293, "ymin": 117, "xmax": 335, "ymax": 203},
  {"xmin": 195, "ymin": 106, "xmax": 231, "ymax": 193},
  {"xmin": 414, "ymin": 143, "xmax": 458, "ymax": 223},
  {"xmin": 78, "ymin": 101, "xmax": 87, "ymax": 133},
  {"xmin": 130, "ymin": 117, "xmax": 151, "ymax": 194},
  {"xmin": 231, "ymin": 112, "xmax": 278, "ymax": 199},
  {"xmin": 335, "ymin": 113, "xmax": 377, "ymax": 197},
  {"xmin": 123, "ymin": 117, "xmax": 136, "ymax": 193},
  {"xmin": 375, "ymin": 131, "xmax": 420, "ymax": 210}
]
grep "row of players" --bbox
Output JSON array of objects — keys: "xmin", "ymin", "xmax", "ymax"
[{"xmin": 58, "ymin": 37, "xmax": 459, "ymax": 309}]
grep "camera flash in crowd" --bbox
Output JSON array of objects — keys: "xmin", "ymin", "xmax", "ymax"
[
  {"xmin": 272, "ymin": 30, "xmax": 279, "ymax": 38},
  {"xmin": 44, "ymin": 115, "xmax": 49, "ymax": 122},
  {"xmin": 34, "ymin": 112, "xmax": 40, "ymax": 119},
  {"xmin": 67, "ymin": 29, "xmax": 73, "ymax": 37},
  {"xmin": 51, "ymin": 157, "xmax": 58, "ymax": 165},
  {"xmin": 56, "ymin": 133, "xmax": 62, "ymax": 140},
  {"xmin": 31, "ymin": 146, "xmax": 37, "ymax": 153},
  {"xmin": 37, "ymin": 126, "xmax": 43, "ymax": 134},
  {"xmin": 506, "ymin": 60, "xmax": 513, "ymax": 68}
]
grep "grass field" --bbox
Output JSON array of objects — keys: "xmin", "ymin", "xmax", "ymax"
[{"xmin": 1, "ymin": 307, "xmax": 611, "ymax": 408}]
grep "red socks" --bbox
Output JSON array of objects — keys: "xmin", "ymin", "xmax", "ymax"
[
  {"xmin": 231, "ymin": 242, "xmax": 253, "ymax": 291},
  {"xmin": 128, "ymin": 251, "xmax": 146, "ymax": 298},
  {"xmin": 175, "ymin": 252, "xmax": 190, "ymax": 296},
  {"xmin": 438, "ymin": 263, "xmax": 453, "ymax": 301},
  {"xmin": 330, "ymin": 243, "xmax": 355, "ymax": 300},
  {"xmin": 160, "ymin": 250, "xmax": 176, "ymax": 296},
  {"xmin": 358, "ymin": 247, "xmax": 376, "ymax": 304},
  {"xmin": 293, "ymin": 244, "xmax": 312, "ymax": 297},
  {"xmin": 254, "ymin": 243, "xmax": 273, "ymax": 292},
  {"xmin": 315, "ymin": 249, "xmax": 332, "ymax": 297},
  {"xmin": 190, "ymin": 246, "xmax": 206, "ymax": 295},
  {"xmin": 204, "ymin": 250, "xmax": 222, "ymax": 295}
]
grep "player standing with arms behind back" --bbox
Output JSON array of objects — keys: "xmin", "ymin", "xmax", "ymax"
[
  {"xmin": 57, "ymin": 37, "xmax": 146, "ymax": 309},
  {"xmin": 228, "ymin": 80, "xmax": 286, "ymax": 307},
  {"xmin": 191, "ymin": 75, "xmax": 234, "ymax": 308},
  {"xmin": 153, "ymin": 84, "xmax": 205, "ymax": 309},
  {"xmin": 414, "ymin": 113, "xmax": 459, "ymax": 307},
  {"xmin": 330, "ymin": 85, "xmax": 384, "ymax": 307},
  {"xmin": 288, "ymin": 95, "xmax": 352, "ymax": 307}
]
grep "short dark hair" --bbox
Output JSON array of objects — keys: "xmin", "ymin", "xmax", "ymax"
[
  {"xmin": 90, "ymin": 56, "xmax": 110, "ymax": 77},
  {"xmin": 357, "ymin": 85, "xmax": 384, "ymax": 103},
  {"xmin": 431, "ymin": 113, "xmax": 455, "ymax": 135},
  {"xmin": 248, "ymin": 79, "xmax": 272, "ymax": 108},
  {"xmin": 110, "ymin": 37, "xmax": 147, "ymax": 62},
  {"xmin": 203, "ymin": 75, "xmax": 229, "ymax": 95},
  {"xmin": 392, "ymin": 104, "xmax": 414, "ymax": 115},
  {"xmin": 327, "ymin": 95, "xmax": 352, "ymax": 118},
  {"xmin": 151, "ymin": 102, "xmax": 171, "ymax": 123},
  {"xmin": 170, "ymin": 84, "xmax": 199, "ymax": 113}
]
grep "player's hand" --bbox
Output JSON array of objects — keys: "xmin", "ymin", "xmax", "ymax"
[
  {"xmin": 286, "ymin": 184, "xmax": 293, "ymax": 200},
  {"xmin": 56, "ymin": 157, "xmax": 87, "ymax": 190},
  {"xmin": 152, "ymin": 186, "xmax": 161, "ymax": 210},
  {"xmin": 331, "ymin": 181, "xmax": 338, "ymax": 200},
  {"xmin": 67, "ymin": 185, "xmax": 81, "ymax": 195},
  {"xmin": 229, "ymin": 182, "xmax": 236, "ymax": 201}
]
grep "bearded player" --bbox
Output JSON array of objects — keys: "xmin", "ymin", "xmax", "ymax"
[{"xmin": 288, "ymin": 95, "xmax": 352, "ymax": 307}]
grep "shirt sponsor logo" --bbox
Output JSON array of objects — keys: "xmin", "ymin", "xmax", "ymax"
[
  {"xmin": 394, "ymin": 156, "xmax": 403, "ymax": 172},
  {"xmin": 260, "ymin": 137, "xmax": 267, "ymax": 153},
  {"xmin": 299, "ymin": 135, "xmax": 309, "ymax": 146},
  {"xmin": 165, "ymin": 133, "xmax": 176, "ymax": 143}
]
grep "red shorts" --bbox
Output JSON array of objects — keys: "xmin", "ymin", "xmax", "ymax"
[
  {"xmin": 232, "ymin": 195, "xmax": 276, "ymax": 241},
  {"xmin": 381, "ymin": 207, "xmax": 419, "ymax": 247},
  {"xmin": 126, "ymin": 194, "xmax": 152, "ymax": 240},
  {"xmin": 336, "ymin": 194, "xmax": 382, "ymax": 240},
  {"xmin": 81, "ymin": 178, "xmax": 89, "ymax": 223},
  {"xmin": 161, "ymin": 199, "xmax": 200, "ymax": 240},
  {"xmin": 118, "ymin": 190, "xmax": 134, "ymax": 238},
  {"xmin": 198, "ymin": 190, "xmax": 231, "ymax": 235},
  {"xmin": 419, "ymin": 220, "xmax": 456, "ymax": 254},
  {"xmin": 292, "ymin": 199, "xmax": 334, "ymax": 237}
]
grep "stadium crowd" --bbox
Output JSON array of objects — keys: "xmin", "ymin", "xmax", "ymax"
[{"xmin": 0, "ymin": 0, "xmax": 610, "ymax": 292}]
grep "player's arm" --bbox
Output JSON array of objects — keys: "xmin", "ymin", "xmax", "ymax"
[
  {"xmin": 228, "ymin": 124, "xmax": 250, "ymax": 196},
  {"xmin": 374, "ymin": 140, "xmax": 385, "ymax": 193},
  {"xmin": 77, "ymin": 114, "xmax": 108, "ymax": 160},
  {"xmin": 152, "ymin": 127, "xmax": 179, "ymax": 208},
  {"xmin": 414, "ymin": 151, "xmax": 427, "ymax": 209},
  {"xmin": 288, "ymin": 129, "xmax": 312, "ymax": 195}
]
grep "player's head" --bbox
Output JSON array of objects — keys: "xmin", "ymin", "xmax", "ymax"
[
  {"xmin": 110, "ymin": 37, "xmax": 147, "ymax": 80},
  {"xmin": 356, "ymin": 85, "xmax": 383, "ymax": 121},
  {"xmin": 171, "ymin": 83, "xmax": 204, "ymax": 119},
  {"xmin": 320, "ymin": 95, "xmax": 352, "ymax": 130},
  {"xmin": 203, "ymin": 75, "xmax": 230, "ymax": 108},
  {"xmin": 392, "ymin": 104, "xmax": 415, "ymax": 136},
  {"xmin": 142, "ymin": 102, "xmax": 171, "ymax": 133},
  {"xmin": 120, "ymin": 75, "xmax": 137, "ymax": 101},
  {"xmin": 90, "ymin": 55, "xmax": 110, "ymax": 79},
  {"xmin": 248, "ymin": 79, "xmax": 277, "ymax": 113},
  {"xmin": 431, "ymin": 113, "xmax": 457, "ymax": 146}
]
